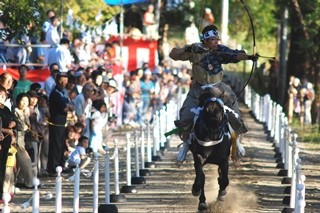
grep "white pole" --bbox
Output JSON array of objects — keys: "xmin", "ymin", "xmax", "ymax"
[
  {"xmin": 290, "ymin": 134, "xmax": 298, "ymax": 208},
  {"xmin": 147, "ymin": 121, "xmax": 152, "ymax": 163},
  {"xmin": 126, "ymin": 133, "xmax": 132, "ymax": 185},
  {"xmin": 55, "ymin": 166, "xmax": 63, "ymax": 213},
  {"xmin": 134, "ymin": 131, "xmax": 140, "ymax": 177},
  {"xmin": 2, "ymin": 193, "xmax": 11, "ymax": 213},
  {"xmin": 32, "ymin": 178, "xmax": 40, "ymax": 213},
  {"xmin": 93, "ymin": 153, "xmax": 99, "ymax": 213},
  {"xmin": 114, "ymin": 139, "xmax": 120, "ymax": 195},
  {"xmin": 140, "ymin": 127, "xmax": 145, "ymax": 169},
  {"xmin": 73, "ymin": 159, "xmax": 81, "ymax": 213},
  {"xmin": 153, "ymin": 113, "xmax": 158, "ymax": 156},
  {"xmin": 105, "ymin": 152, "xmax": 110, "ymax": 204}
]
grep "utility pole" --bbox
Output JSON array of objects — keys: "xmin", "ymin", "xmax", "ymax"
[
  {"xmin": 278, "ymin": 7, "xmax": 288, "ymax": 106},
  {"xmin": 60, "ymin": 0, "xmax": 63, "ymax": 38}
]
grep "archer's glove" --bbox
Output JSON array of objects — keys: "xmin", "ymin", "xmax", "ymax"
[{"xmin": 248, "ymin": 54, "xmax": 258, "ymax": 61}]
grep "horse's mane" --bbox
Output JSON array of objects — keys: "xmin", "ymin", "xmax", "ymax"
[{"xmin": 195, "ymin": 91, "xmax": 227, "ymax": 141}]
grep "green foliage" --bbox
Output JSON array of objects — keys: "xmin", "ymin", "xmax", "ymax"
[
  {"xmin": 37, "ymin": 0, "xmax": 120, "ymax": 27},
  {"xmin": 0, "ymin": 0, "xmax": 41, "ymax": 38},
  {"xmin": 168, "ymin": 0, "xmax": 278, "ymax": 58}
]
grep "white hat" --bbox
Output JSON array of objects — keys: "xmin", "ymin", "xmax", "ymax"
[
  {"xmin": 108, "ymin": 78, "xmax": 118, "ymax": 91},
  {"xmin": 144, "ymin": 69, "xmax": 152, "ymax": 75},
  {"xmin": 102, "ymin": 75, "xmax": 109, "ymax": 83},
  {"xmin": 205, "ymin": 8, "xmax": 211, "ymax": 14}
]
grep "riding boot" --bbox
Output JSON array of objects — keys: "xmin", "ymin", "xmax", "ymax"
[{"xmin": 177, "ymin": 141, "xmax": 189, "ymax": 162}]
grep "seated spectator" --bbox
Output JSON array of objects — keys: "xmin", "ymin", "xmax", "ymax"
[{"xmin": 67, "ymin": 136, "xmax": 91, "ymax": 171}]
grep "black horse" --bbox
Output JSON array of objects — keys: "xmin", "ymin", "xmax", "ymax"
[{"xmin": 189, "ymin": 91, "xmax": 233, "ymax": 211}]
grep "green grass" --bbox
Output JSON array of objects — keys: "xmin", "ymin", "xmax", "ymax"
[{"xmin": 289, "ymin": 116, "xmax": 320, "ymax": 143}]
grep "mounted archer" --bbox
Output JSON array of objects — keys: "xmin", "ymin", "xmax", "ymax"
[{"xmin": 169, "ymin": 24, "xmax": 257, "ymax": 162}]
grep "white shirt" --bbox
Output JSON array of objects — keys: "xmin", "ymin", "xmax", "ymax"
[
  {"xmin": 44, "ymin": 75, "xmax": 56, "ymax": 96},
  {"xmin": 46, "ymin": 45, "xmax": 72, "ymax": 72},
  {"xmin": 185, "ymin": 24, "xmax": 200, "ymax": 44},
  {"xmin": 45, "ymin": 25, "xmax": 60, "ymax": 46}
]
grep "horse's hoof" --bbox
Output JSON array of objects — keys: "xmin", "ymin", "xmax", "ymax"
[
  {"xmin": 198, "ymin": 202, "xmax": 208, "ymax": 211},
  {"xmin": 192, "ymin": 184, "xmax": 201, "ymax": 197},
  {"xmin": 217, "ymin": 189, "xmax": 227, "ymax": 201}
]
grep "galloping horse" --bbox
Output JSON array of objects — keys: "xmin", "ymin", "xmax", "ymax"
[{"xmin": 188, "ymin": 91, "xmax": 233, "ymax": 211}]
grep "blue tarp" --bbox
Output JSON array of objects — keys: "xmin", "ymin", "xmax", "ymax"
[{"xmin": 104, "ymin": 0, "xmax": 147, "ymax": 6}]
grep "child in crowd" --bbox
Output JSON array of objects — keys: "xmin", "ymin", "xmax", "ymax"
[
  {"xmin": 67, "ymin": 136, "xmax": 91, "ymax": 171},
  {"xmin": 90, "ymin": 99, "xmax": 109, "ymax": 155},
  {"xmin": 65, "ymin": 125, "xmax": 78, "ymax": 156}
]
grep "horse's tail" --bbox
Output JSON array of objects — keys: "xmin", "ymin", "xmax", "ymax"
[
  {"xmin": 230, "ymin": 130, "xmax": 237, "ymax": 160},
  {"xmin": 228, "ymin": 124, "xmax": 245, "ymax": 162}
]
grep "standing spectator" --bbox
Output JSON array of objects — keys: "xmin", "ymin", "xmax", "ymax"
[
  {"xmin": 0, "ymin": 19, "xmax": 8, "ymax": 62},
  {"xmin": 0, "ymin": 85, "xmax": 16, "ymax": 202},
  {"xmin": 0, "ymin": 73, "xmax": 16, "ymax": 111},
  {"xmin": 185, "ymin": 22, "xmax": 200, "ymax": 45},
  {"xmin": 287, "ymin": 76, "xmax": 301, "ymax": 124},
  {"xmin": 6, "ymin": 26, "xmax": 32, "ymax": 66},
  {"xmin": 37, "ymin": 93, "xmax": 50, "ymax": 177},
  {"xmin": 42, "ymin": 9, "xmax": 56, "ymax": 33},
  {"xmin": 44, "ymin": 63, "xmax": 60, "ymax": 96},
  {"xmin": 47, "ymin": 72, "xmax": 73, "ymax": 176},
  {"xmin": 143, "ymin": 4, "xmax": 157, "ymax": 39},
  {"xmin": 139, "ymin": 69, "xmax": 155, "ymax": 124},
  {"xmin": 12, "ymin": 65, "xmax": 33, "ymax": 102},
  {"xmin": 299, "ymin": 75, "xmax": 315, "ymax": 126},
  {"xmin": 46, "ymin": 38, "xmax": 72, "ymax": 72},
  {"xmin": 29, "ymin": 32, "xmax": 47, "ymax": 69},
  {"xmin": 90, "ymin": 99, "xmax": 108, "ymax": 155},
  {"xmin": 25, "ymin": 90, "xmax": 41, "ymax": 176},
  {"xmin": 201, "ymin": 8, "xmax": 215, "ymax": 29},
  {"xmin": 45, "ymin": 16, "xmax": 61, "ymax": 46},
  {"xmin": 122, "ymin": 75, "xmax": 138, "ymax": 126},
  {"xmin": 73, "ymin": 82, "xmax": 95, "ymax": 138},
  {"xmin": 74, "ymin": 69, "xmax": 88, "ymax": 94},
  {"xmin": 14, "ymin": 93, "xmax": 36, "ymax": 189}
]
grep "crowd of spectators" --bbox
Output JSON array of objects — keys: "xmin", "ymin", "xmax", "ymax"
[
  {"xmin": 287, "ymin": 75, "xmax": 315, "ymax": 126},
  {"xmin": 0, "ymin": 8, "xmax": 192, "ymax": 203}
]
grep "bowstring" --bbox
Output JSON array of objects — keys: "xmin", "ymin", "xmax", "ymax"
[{"xmin": 197, "ymin": 0, "xmax": 206, "ymax": 33}]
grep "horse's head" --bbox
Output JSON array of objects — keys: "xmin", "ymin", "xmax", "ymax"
[{"xmin": 195, "ymin": 91, "xmax": 228, "ymax": 141}]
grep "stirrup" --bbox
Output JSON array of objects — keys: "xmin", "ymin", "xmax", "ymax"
[{"xmin": 177, "ymin": 142, "xmax": 189, "ymax": 162}]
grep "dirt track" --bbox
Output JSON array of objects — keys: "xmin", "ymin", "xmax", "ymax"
[{"xmin": 3, "ymin": 105, "xmax": 320, "ymax": 213}]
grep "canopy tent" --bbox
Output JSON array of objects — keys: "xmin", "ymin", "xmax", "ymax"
[{"xmin": 104, "ymin": 0, "xmax": 150, "ymax": 72}]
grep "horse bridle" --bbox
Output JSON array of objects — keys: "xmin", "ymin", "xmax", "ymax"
[{"xmin": 195, "ymin": 97, "xmax": 229, "ymax": 146}]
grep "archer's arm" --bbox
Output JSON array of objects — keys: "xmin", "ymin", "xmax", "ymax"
[{"xmin": 169, "ymin": 47, "xmax": 186, "ymax": 61}]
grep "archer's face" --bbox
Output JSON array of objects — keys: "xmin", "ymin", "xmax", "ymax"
[{"xmin": 204, "ymin": 38, "xmax": 220, "ymax": 50}]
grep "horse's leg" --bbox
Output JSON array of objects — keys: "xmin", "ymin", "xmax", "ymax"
[
  {"xmin": 192, "ymin": 154, "xmax": 204, "ymax": 197},
  {"xmin": 198, "ymin": 172, "xmax": 208, "ymax": 211},
  {"xmin": 217, "ymin": 160, "xmax": 229, "ymax": 201}
]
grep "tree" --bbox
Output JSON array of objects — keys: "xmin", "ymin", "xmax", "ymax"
[
  {"xmin": 0, "ymin": 0, "xmax": 41, "ymax": 39},
  {"xmin": 276, "ymin": 0, "xmax": 320, "ymax": 82}
]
